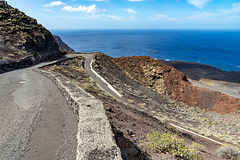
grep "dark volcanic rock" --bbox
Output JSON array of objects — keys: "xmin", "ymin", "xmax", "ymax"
[
  {"xmin": 160, "ymin": 60, "xmax": 240, "ymax": 84},
  {"xmin": 53, "ymin": 35, "xmax": 75, "ymax": 53},
  {"xmin": 0, "ymin": 1, "xmax": 63, "ymax": 61}
]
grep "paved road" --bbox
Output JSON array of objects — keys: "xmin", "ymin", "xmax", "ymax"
[
  {"xmin": 0, "ymin": 58, "xmax": 78, "ymax": 160},
  {"xmin": 81, "ymin": 54, "xmax": 230, "ymax": 147},
  {"xmin": 2, "ymin": 54, "xmax": 232, "ymax": 160},
  {"xmin": 81, "ymin": 54, "xmax": 123, "ymax": 101}
]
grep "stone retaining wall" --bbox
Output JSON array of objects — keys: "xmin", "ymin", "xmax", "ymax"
[
  {"xmin": 0, "ymin": 54, "xmax": 64, "ymax": 73},
  {"xmin": 0, "ymin": 56, "xmax": 35, "ymax": 73},
  {"xmin": 34, "ymin": 69, "xmax": 122, "ymax": 160}
]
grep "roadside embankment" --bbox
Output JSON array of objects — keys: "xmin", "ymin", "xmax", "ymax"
[
  {"xmin": 0, "ymin": 56, "xmax": 35, "ymax": 73},
  {"xmin": 94, "ymin": 53, "xmax": 240, "ymax": 146},
  {"xmin": 34, "ymin": 68, "xmax": 122, "ymax": 160}
]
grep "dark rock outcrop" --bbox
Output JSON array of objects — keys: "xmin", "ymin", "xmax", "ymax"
[
  {"xmin": 53, "ymin": 35, "xmax": 75, "ymax": 53},
  {"xmin": 0, "ymin": 1, "xmax": 63, "ymax": 63},
  {"xmin": 160, "ymin": 60, "xmax": 240, "ymax": 84}
]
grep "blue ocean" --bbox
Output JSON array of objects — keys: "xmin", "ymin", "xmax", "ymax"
[{"xmin": 51, "ymin": 30, "xmax": 240, "ymax": 72}]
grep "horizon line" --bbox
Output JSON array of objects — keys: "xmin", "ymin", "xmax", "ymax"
[{"xmin": 49, "ymin": 28, "xmax": 240, "ymax": 31}]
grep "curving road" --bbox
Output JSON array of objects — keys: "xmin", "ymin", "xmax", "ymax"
[
  {"xmin": 0, "ymin": 54, "xmax": 123, "ymax": 160},
  {"xmin": 1, "ymin": 54, "xmax": 232, "ymax": 160},
  {"xmin": 81, "ymin": 53, "xmax": 226, "ymax": 147},
  {"xmin": 0, "ymin": 58, "xmax": 78, "ymax": 160},
  {"xmin": 81, "ymin": 54, "xmax": 123, "ymax": 100}
]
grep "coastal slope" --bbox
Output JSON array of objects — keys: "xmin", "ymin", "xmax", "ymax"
[
  {"xmin": 161, "ymin": 60, "xmax": 240, "ymax": 84},
  {"xmin": 94, "ymin": 53, "xmax": 239, "ymax": 114},
  {"xmin": 53, "ymin": 35, "xmax": 75, "ymax": 53}
]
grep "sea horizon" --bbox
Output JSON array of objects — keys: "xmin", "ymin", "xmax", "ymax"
[{"xmin": 51, "ymin": 29, "xmax": 240, "ymax": 72}]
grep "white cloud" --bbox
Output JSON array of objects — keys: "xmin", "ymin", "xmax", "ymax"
[
  {"xmin": 43, "ymin": 9, "xmax": 56, "ymax": 13},
  {"xmin": 58, "ymin": 14, "xmax": 136, "ymax": 22},
  {"xmin": 128, "ymin": 0, "xmax": 144, "ymax": 1},
  {"xmin": 101, "ymin": 14, "xmax": 136, "ymax": 21},
  {"xmin": 186, "ymin": 12, "xmax": 216, "ymax": 20},
  {"xmin": 103, "ymin": 15, "xmax": 124, "ymax": 21},
  {"xmin": 221, "ymin": 2, "xmax": 240, "ymax": 15},
  {"xmin": 185, "ymin": 3, "xmax": 240, "ymax": 22},
  {"xmin": 187, "ymin": 0, "xmax": 210, "ymax": 9},
  {"xmin": 62, "ymin": 4, "xmax": 102, "ymax": 13},
  {"xmin": 43, "ymin": 1, "xmax": 66, "ymax": 7},
  {"xmin": 123, "ymin": 8, "xmax": 137, "ymax": 14},
  {"xmin": 149, "ymin": 14, "xmax": 176, "ymax": 21},
  {"xmin": 91, "ymin": 0, "xmax": 109, "ymax": 2}
]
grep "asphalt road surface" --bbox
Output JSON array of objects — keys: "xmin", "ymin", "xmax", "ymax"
[
  {"xmin": 0, "ymin": 60, "xmax": 78, "ymax": 160},
  {"xmin": 2, "ymin": 54, "xmax": 235, "ymax": 160},
  {"xmin": 81, "ymin": 54, "xmax": 123, "ymax": 101}
]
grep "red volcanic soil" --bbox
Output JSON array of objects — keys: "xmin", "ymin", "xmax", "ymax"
[{"xmin": 114, "ymin": 56, "xmax": 240, "ymax": 114}]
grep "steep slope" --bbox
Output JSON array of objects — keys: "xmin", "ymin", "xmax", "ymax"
[
  {"xmin": 0, "ymin": 1, "xmax": 62, "ymax": 62},
  {"xmin": 53, "ymin": 35, "xmax": 75, "ymax": 53},
  {"xmin": 112, "ymin": 55, "xmax": 240, "ymax": 113}
]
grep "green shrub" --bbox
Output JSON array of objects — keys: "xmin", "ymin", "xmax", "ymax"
[
  {"xmin": 217, "ymin": 145, "xmax": 240, "ymax": 160},
  {"xmin": 84, "ymin": 82, "xmax": 98, "ymax": 93},
  {"xmin": 49, "ymin": 64, "xmax": 65, "ymax": 72},
  {"xmin": 141, "ymin": 131, "xmax": 202, "ymax": 160}
]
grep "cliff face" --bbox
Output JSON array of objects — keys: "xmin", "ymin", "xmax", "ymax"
[
  {"xmin": 53, "ymin": 35, "xmax": 75, "ymax": 54},
  {"xmin": 114, "ymin": 56, "xmax": 191, "ymax": 100},
  {"xmin": 114, "ymin": 56, "xmax": 240, "ymax": 113},
  {"xmin": 0, "ymin": 1, "xmax": 62, "ymax": 62}
]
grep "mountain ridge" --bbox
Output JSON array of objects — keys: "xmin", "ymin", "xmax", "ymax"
[{"xmin": 0, "ymin": 1, "xmax": 62, "ymax": 62}]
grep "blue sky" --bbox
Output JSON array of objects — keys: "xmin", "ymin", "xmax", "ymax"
[{"xmin": 6, "ymin": 0, "xmax": 240, "ymax": 29}]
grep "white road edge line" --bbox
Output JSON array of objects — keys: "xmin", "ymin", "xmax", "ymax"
[
  {"xmin": 169, "ymin": 123, "xmax": 224, "ymax": 145},
  {"xmin": 90, "ymin": 59, "xmax": 122, "ymax": 97},
  {"xmin": 89, "ymin": 57, "xmax": 224, "ymax": 146}
]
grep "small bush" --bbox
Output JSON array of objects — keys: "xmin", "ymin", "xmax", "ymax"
[
  {"xmin": 141, "ymin": 131, "xmax": 202, "ymax": 160},
  {"xmin": 217, "ymin": 145, "xmax": 240, "ymax": 160},
  {"xmin": 128, "ymin": 99, "xmax": 135, "ymax": 104},
  {"xmin": 49, "ymin": 64, "xmax": 65, "ymax": 72},
  {"xmin": 84, "ymin": 82, "xmax": 98, "ymax": 93}
]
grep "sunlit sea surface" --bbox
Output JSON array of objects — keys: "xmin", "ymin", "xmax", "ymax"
[{"xmin": 51, "ymin": 30, "xmax": 240, "ymax": 71}]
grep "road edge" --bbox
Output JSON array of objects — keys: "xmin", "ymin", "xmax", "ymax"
[{"xmin": 33, "ymin": 68, "xmax": 122, "ymax": 160}]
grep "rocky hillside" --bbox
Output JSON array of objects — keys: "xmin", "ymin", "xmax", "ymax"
[
  {"xmin": 53, "ymin": 35, "xmax": 75, "ymax": 54},
  {"xmin": 112, "ymin": 55, "xmax": 240, "ymax": 113},
  {"xmin": 0, "ymin": 1, "xmax": 62, "ymax": 62}
]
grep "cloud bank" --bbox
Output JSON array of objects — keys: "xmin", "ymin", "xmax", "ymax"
[
  {"xmin": 62, "ymin": 4, "xmax": 100, "ymax": 13},
  {"xmin": 123, "ymin": 8, "xmax": 137, "ymax": 14},
  {"xmin": 43, "ymin": 1, "xmax": 66, "ymax": 7},
  {"xmin": 187, "ymin": 0, "xmax": 210, "ymax": 9}
]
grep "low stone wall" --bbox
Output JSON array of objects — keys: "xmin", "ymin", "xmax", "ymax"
[
  {"xmin": 0, "ymin": 56, "xmax": 35, "ymax": 73},
  {"xmin": 0, "ymin": 54, "xmax": 65, "ymax": 74},
  {"xmin": 34, "ymin": 69, "xmax": 122, "ymax": 160}
]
